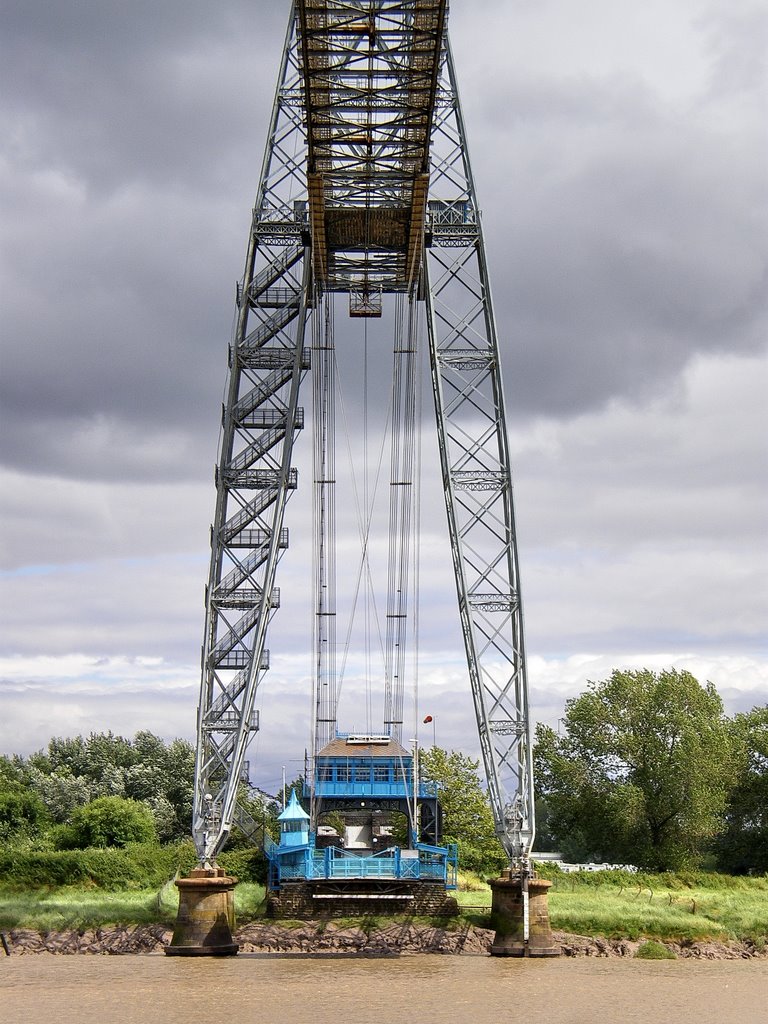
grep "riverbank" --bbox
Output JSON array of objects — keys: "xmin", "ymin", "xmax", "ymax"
[
  {"xmin": 3, "ymin": 921, "xmax": 767, "ymax": 959},
  {"xmin": 2, "ymin": 868, "xmax": 766, "ymax": 950}
]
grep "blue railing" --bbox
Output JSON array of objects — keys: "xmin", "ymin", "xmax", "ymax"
[
  {"xmin": 307, "ymin": 779, "xmax": 438, "ymax": 799},
  {"xmin": 266, "ymin": 840, "xmax": 457, "ymax": 888},
  {"xmin": 312, "ymin": 781, "xmax": 406, "ymax": 798},
  {"xmin": 318, "ymin": 848, "xmax": 400, "ymax": 879},
  {"xmin": 417, "ymin": 841, "xmax": 458, "ymax": 888}
]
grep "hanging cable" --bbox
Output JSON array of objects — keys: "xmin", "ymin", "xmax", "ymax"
[
  {"xmin": 333, "ymin": 371, "xmax": 390, "ymax": 711},
  {"xmin": 383, "ymin": 288, "xmax": 419, "ymax": 743},
  {"xmin": 311, "ymin": 292, "xmax": 337, "ymax": 765},
  {"xmin": 363, "ymin": 312, "xmax": 372, "ymax": 735},
  {"xmin": 411, "ymin": 293, "xmax": 424, "ymax": 753}
]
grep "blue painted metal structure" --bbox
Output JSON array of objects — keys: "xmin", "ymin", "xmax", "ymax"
[
  {"xmin": 265, "ymin": 735, "xmax": 457, "ymax": 890},
  {"xmin": 265, "ymin": 834, "xmax": 458, "ymax": 889},
  {"xmin": 277, "ymin": 789, "xmax": 310, "ymax": 846},
  {"xmin": 310, "ymin": 733, "xmax": 438, "ymax": 802}
]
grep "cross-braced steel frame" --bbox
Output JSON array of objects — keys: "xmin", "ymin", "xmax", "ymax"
[
  {"xmin": 423, "ymin": 40, "xmax": 534, "ymax": 869},
  {"xmin": 193, "ymin": 0, "xmax": 535, "ymax": 877}
]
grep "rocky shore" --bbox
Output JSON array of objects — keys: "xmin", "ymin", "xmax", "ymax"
[{"xmin": 2, "ymin": 923, "xmax": 766, "ymax": 959}]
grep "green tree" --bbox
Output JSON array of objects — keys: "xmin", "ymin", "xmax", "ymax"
[
  {"xmin": 534, "ymin": 668, "xmax": 737, "ymax": 871},
  {"xmin": 419, "ymin": 747, "xmax": 505, "ymax": 873},
  {"xmin": 532, "ymin": 796, "xmax": 558, "ymax": 853},
  {"xmin": 714, "ymin": 705, "xmax": 768, "ymax": 873},
  {"xmin": 26, "ymin": 767, "xmax": 92, "ymax": 823},
  {"xmin": 0, "ymin": 757, "xmax": 49, "ymax": 846},
  {"xmin": 25, "ymin": 731, "xmax": 195, "ymax": 842},
  {"xmin": 61, "ymin": 795, "xmax": 157, "ymax": 848}
]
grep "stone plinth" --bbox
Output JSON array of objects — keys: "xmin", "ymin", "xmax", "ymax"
[
  {"xmin": 165, "ymin": 869, "xmax": 238, "ymax": 957},
  {"xmin": 489, "ymin": 873, "xmax": 560, "ymax": 958}
]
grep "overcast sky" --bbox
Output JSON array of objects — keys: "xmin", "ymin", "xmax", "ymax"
[{"xmin": 1, "ymin": 0, "xmax": 766, "ymax": 794}]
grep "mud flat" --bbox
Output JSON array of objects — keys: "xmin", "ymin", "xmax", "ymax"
[{"xmin": 2, "ymin": 922, "xmax": 766, "ymax": 958}]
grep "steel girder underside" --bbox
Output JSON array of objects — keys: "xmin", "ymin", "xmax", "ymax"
[
  {"xmin": 298, "ymin": 0, "xmax": 446, "ymax": 295},
  {"xmin": 193, "ymin": 0, "xmax": 535, "ymax": 877}
]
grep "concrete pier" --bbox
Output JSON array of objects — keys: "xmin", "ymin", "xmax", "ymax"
[
  {"xmin": 165, "ymin": 868, "xmax": 239, "ymax": 956},
  {"xmin": 489, "ymin": 872, "xmax": 560, "ymax": 957}
]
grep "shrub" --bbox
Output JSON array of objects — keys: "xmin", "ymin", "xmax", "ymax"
[
  {"xmin": 61, "ymin": 796, "xmax": 157, "ymax": 849},
  {"xmin": 456, "ymin": 841, "xmax": 506, "ymax": 876},
  {"xmin": 0, "ymin": 842, "xmax": 198, "ymax": 890},
  {"xmin": 0, "ymin": 782, "xmax": 48, "ymax": 831},
  {"xmin": 635, "ymin": 939, "xmax": 676, "ymax": 959},
  {"xmin": 218, "ymin": 847, "xmax": 269, "ymax": 883}
]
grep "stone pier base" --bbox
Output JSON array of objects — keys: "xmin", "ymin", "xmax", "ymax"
[
  {"xmin": 489, "ymin": 873, "xmax": 560, "ymax": 958},
  {"xmin": 165, "ymin": 869, "xmax": 239, "ymax": 957}
]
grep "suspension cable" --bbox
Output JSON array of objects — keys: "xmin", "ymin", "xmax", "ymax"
[
  {"xmin": 333, "ymin": 318, "xmax": 391, "ymax": 714},
  {"xmin": 384, "ymin": 289, "xmax": 419, "ymax": 743},
  {"xmin": 311, "ymin": 292, "xmax": 337, "ymax": 762}
]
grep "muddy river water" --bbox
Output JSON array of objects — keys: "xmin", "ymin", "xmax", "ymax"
[{"xmin": 2, "ymin": 954, "xmax": 765, "ymax": 1024}]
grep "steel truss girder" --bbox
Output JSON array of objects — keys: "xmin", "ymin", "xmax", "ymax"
[
  {"xmin": 192, "ymin": 8, "xmax": 313, "ymax": 864},
  {"xmin": 296, "ymin": 0, "xmax": 447, "ymax": 292},
  {"xmin": 423, "ymin": 40, "xmax": 535, "ymax": 870}
]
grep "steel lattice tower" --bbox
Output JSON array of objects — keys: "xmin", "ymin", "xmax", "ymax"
[{"xmin": 192, "ymin": 0, "xmax": 535, "ymax": 880}]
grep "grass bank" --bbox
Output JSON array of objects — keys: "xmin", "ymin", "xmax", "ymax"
[
  {"xmin": 0, "ymin": 841, "xmax": 268, "ymax": 931},
  {"xmin": 1, "ymin": 855, "xmax": 766, "ymax": 944},
  {"xmin": 455, "ymin": 868, "xmax": 768, "ymax": 945},
  {"xmin": 0, "ymin": 881, "xmax": 267, "ymax": 932}
]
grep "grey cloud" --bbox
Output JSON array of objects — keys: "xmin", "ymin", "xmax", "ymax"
[
  {"xmin": 3, "ymin": 0, "xmax": 765, "ymax": 488},
  {"xmin": 0, "ymin": 469, "xmax": 211, "ymax": 570},
  {"xmin": 1, "ymin": 554, "xmax": 205, "ymax": 660},
  {"xmin": 700, "ymin": 3, "xmax": 768, "ymax": 100},
  {"xmin": 1, "ymin": 1, "xmax": 284, "ymax": 192},
  {"xmin": 482, "ymin": 102, "xmax": 766, "ymax": 418},
  {"xmin": 1, "ymin": 1, "xmax": 766, "ymax": 763},
  {"xmin": 0, "ymin": 170, "xmax": 237, "ymax": 476},
  {"xmin": 447, "ymin": 0, "xmax": 768, "ymax": 418},
  {"xmin": 0, "ymin": 2, "xmax": 288, "ymax": 481}
]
